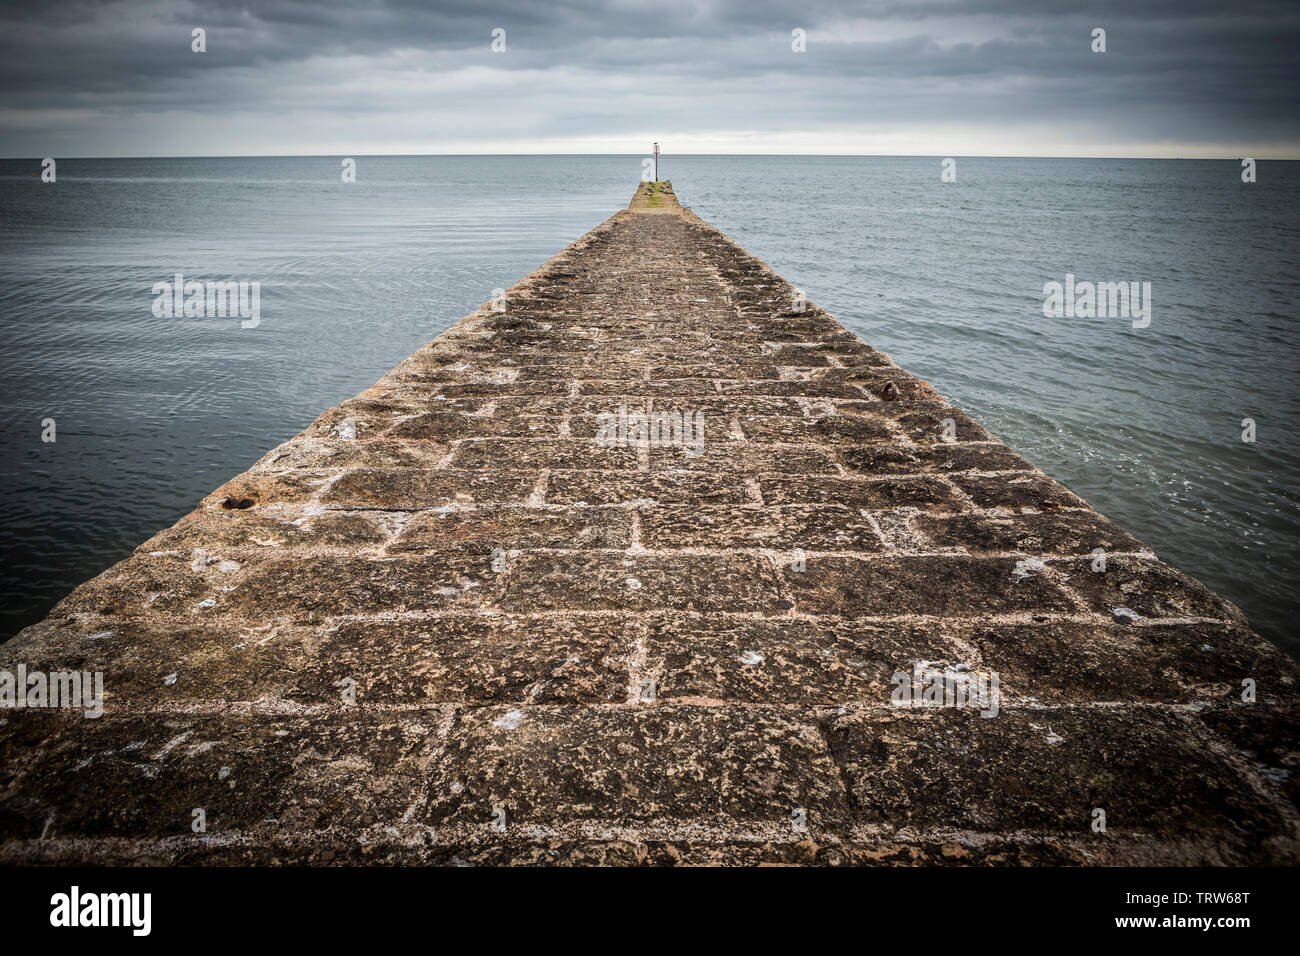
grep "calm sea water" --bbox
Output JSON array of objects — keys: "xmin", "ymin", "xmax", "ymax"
[{"xmin": 1, "ymin": 156, "xmax": 1296, "ymax": 656}]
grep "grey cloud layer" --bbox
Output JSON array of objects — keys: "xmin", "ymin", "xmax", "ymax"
[{"xmin": 1, "ymin": 0, "xmax": 1297, "ymax": 155}]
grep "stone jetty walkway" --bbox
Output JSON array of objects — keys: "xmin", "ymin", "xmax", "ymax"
[{"xmin": 2, "ymin": 183, "xmax": 1297, "ymax": 865}]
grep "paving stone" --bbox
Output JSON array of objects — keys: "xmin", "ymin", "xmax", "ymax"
[
  {"xmin": 951, "ymin": 472, "xmax": 1090, "ymax": 512},
  {"xmin": 913, "ymin": 510, "xmax": 1146, "ymax": 555},
  {"xmin": 545, "ymin": 471, "xmax": 753, "ymax": 505},
  {"xmin": 642, "ymin": 615, "xmax": 965, "ymax": 704},
  {"xmin": 499, "ymin": 552, "xmax": 786, "ymax": 614},
  {"xmin": 392, "ymin": 506, "xmax": 633, "ymax": 554},
  {"xmin": 782, "ymin": 555, "xmax": 1075, "ymax": 617},
  {"xmin": 840, "ymin": 441, "xmax": 1033, "ymax": 476},
  {"xmin": 424, "ymin": 705, "xmax": 851, "ymax": 830},
  {"xmin": 823, "ymin": 708, "xmax": 1296, "ymax": 861},
  {"xmin": 0, "ymin": 711, "xmax": 436, "ymax": 841},
  {"xmin": 960, "ymin": 620, "xmax": 1300, "ymax": 703},
  {"xmin": 322, "ymin": 469, "xmax": 538, "ymax": 509},
  {"xmin": 1051, "ymin": 556, "xmax": 1248, "ymax": 623},
  {"xmin": 760, "ymin": 475, "xmax": 966, "ymax": 513},
  {"xmin": 639, "ymin": 504, "xmax": 882, "ymax": 551}
]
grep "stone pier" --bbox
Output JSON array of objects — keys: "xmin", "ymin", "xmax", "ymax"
[{"xmin": 2, "ymin": 183, "xmax": 1297, "ymax": 865}]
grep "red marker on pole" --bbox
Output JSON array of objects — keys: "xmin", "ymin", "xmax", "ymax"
[{"xmin": 653, "ymin": 142, "xmax": 659, "ymax": 182}]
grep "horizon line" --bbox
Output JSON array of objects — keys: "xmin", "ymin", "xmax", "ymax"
[{"xmin": 5, "ymin": 152, "xmax": 1295, "ymax": 161}]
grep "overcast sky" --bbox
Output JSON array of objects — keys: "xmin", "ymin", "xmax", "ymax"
[{"xmin": 1, "ymin": 0, "xmax": 1297, "ymax": 158}]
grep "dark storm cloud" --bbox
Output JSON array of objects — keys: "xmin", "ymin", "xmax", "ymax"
[{"xmin": 1, "ymin": 0, "xmax": 1297, "ymax": 155}]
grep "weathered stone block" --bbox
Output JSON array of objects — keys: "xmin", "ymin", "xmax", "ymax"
[
  {"xmin": 782, "ymin": 555, "xmax": 1075, "ymax": 616},
  {"xmin": 424, "ymin": 705, "xmax": 850, "ymax": 830}
]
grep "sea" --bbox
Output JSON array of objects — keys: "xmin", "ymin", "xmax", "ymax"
[{"xmin": 1, "ymin": 155, "xmax": 1296, "ymax": 656}]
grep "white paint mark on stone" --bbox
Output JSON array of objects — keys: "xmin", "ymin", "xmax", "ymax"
[
  {"xmin": 1011, "ymin": 557, "xmax": 1047, "ymax": 581},
  {"xmin": 493, "ymin": 709, "xmax": 524, "ymax": 730},
  {"xmin": 154, "ymin": 730, "xmax": 192, "ymax": 759}
]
